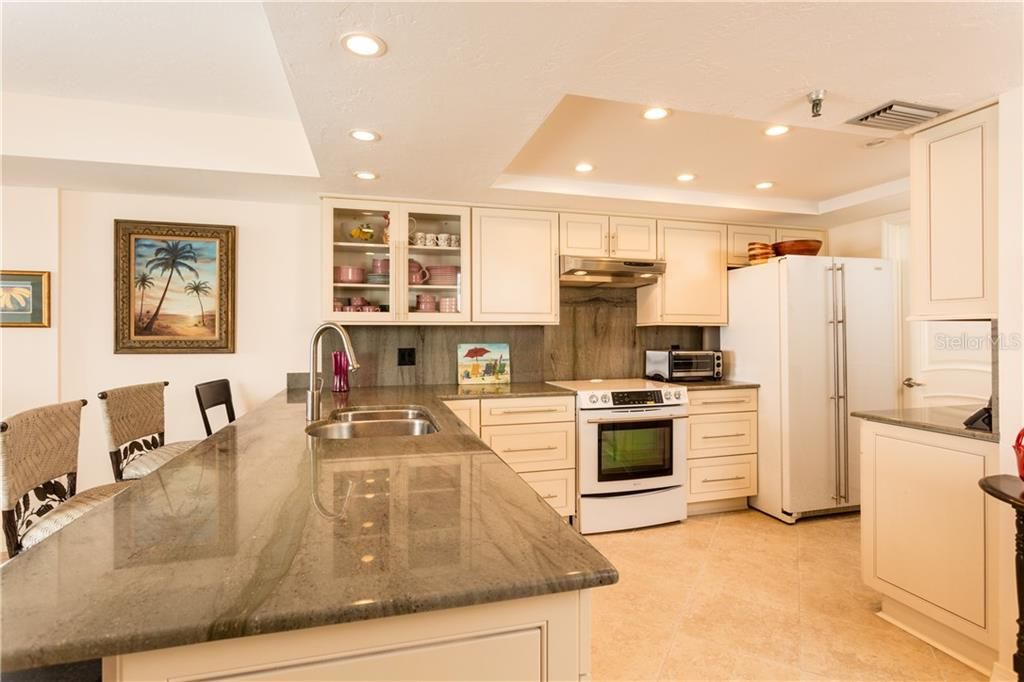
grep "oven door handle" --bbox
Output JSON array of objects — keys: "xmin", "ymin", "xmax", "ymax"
[{"xmin": 585, "ymin": 415, "xmax": 685, "ymax": 425}]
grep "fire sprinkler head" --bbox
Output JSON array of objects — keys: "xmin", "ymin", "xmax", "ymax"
[{"xmin": 807, "ymin": 89, "xmax": 827, "ymax": 118}]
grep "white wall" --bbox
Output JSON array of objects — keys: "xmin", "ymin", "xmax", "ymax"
[
  {"xmin": 996, "ymin": 86, "xmax": 1023, "ymax": 679},
  {"xmin": 828, "ymin": 210, "xmax": 909, "ymax": 259},
  {"xmin": 55, "ymin": 190, "xmax": 319, "ymax": 488},
  {"xmin": 0, "ymin": 186, "xmax": 61, "ymax": 415}
]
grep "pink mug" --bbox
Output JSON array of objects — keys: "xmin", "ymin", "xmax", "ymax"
[
  {"xmin": 371, "ymin": 258, "xmax": 390, "ymax": 274},
  {"xmin": 408, "ymin": 259, "xmax": 431, "ymax": 284}
]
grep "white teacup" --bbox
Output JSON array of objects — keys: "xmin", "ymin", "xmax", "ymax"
[
  {"xmin": 436, "ymin": 233, "xmax": 451, "ymax": 247},
  {"xmin": 411, "ymin": 232, "xmax": 426, "ymax": 246},
  {"xmin": 450, "ymin": 234, "xmax": 461, "ymax": 248},
  {"xmin": 425, "ymin": 233, "xmax": 438, "ymax": 247}
]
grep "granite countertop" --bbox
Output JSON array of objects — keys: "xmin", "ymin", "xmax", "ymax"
[
  {"xmin": 678, "ymin": 379, "xmax": 760, "ymax": 391},
  {"xmin": 851, "ymin": 404, "xmax": 998, "ymax": 443},
  {"xmin": 1, "ymin": 385, "xmax": 617, "ymax": 672}
]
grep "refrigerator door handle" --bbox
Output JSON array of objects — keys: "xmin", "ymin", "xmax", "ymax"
[
  {"xmin": 828, "ymin": 264, "xmax": 842, "ymax": 504},
  {"xmin": 838, "ymin": 263, "xmax": 851, "ymax": 503}
]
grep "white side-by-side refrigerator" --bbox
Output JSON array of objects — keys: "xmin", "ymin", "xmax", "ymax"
[{"xmin": 721, "ymin": 256, "xmax": 898, "ymax": 523}]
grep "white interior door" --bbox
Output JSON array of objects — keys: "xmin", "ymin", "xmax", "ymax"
[
  {"xmin": 895, "ymin": 222, "xmax": 993, "ymax": 407},
  {"xmin": 780, "ymin": 256, "xmax": 839, "ymax": 514}
]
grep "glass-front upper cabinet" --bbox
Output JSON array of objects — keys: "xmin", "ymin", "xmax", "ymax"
[{"xmin": 321, "ymin": 198, "xmax": 470, "ymax": 323}]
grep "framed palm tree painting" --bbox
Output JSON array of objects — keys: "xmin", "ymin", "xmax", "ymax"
[{"xmin": 115, "ymin": 220, "xmax": 236, "ymax": 353}]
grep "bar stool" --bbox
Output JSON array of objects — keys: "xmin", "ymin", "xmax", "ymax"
[
  {"xmin": 195, "ymin": 379, "xmax": 236, "ymax": 437},
  {"xmin": 97, "ymin": 381, "xmax": 200, "ymax": 481},
  {"xmin": 0, "ymin": 399, "xmax": 130, "ymax": 558}
]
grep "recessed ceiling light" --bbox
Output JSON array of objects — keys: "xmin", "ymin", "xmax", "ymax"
[
  {"xmin": 349, "ymin": 129, "xmax": 380, "ymax": 142},
  {"xmin": 354, "ymin": 171, "xmax": 377, "ymax": 181},
  {"xmin": 643, "ymin": 107, "xmax": 670, "ymax": 120},
  {"xmin": 755, "ymin": 181, "xmax": 775, "ymax": 190},
  {"xmin": 341, "ymin": 32, "xmax": 387, "ymax": 57},
  {"xmin": 574, "ymin": 270, "xmax": 588, "ymax": 276},
  {"xmin": 575, "ymin": 162, "xmax": 594, "ymax": 173},
  {"xmin": 676, "ymin": 173, "xmax": 696, "ymax": 182},
  {"xmin": 765, "ymin": 125, "xmax": 790, "ymax": 136}
]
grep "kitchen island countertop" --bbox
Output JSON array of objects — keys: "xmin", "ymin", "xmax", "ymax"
[
  {"xmin": 0, "ymin": 384, "xmax": 617, "ymax": 672},
  {"xmin": 851, "ymin": 404, "xmax": 998, "ymax": 443}
]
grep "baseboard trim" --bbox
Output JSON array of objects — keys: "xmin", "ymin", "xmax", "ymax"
[
  {"xmin": 687, "ymin": 498, "xmax": 748, "ymax": 516},
  {"xmin": 989, "ymin": 661, "xmax": 1016, "ymax": 681},
  {"xmin": 878, "ymin": 598, "xmax": 996, "ymax": 675}
]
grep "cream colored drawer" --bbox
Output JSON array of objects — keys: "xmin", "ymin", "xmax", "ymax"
[
  {"xmin": 688, "ymin": 412, "xmax": 757, "ymax": 459},
  {"xmin": 687, "ymin": 388, "xmax": 757, "ymax": 415},
  {"xmin": 479, "ymin": 396, "xmax": 575, "ymax": 426},
  {"xmin": 480, "ymin": 422, "xmax": 575, "ymax": 473},
  {"xmin": 520, "ymin": 469, "xmax": 576, "ymax": 517},
  {"xmin": 689, "ymin": 454, "xmax": 757, "ymax": 502}
]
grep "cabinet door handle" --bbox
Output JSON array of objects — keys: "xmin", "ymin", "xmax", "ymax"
[
  {"xmin": 502, "ymin": 445, "xmax": 558, "ymax": 454},
  {"xmin": 701, "ymin": 433, "xmax": 746, "ymax": 440},
  {"xmin": 702, "ymin": 476, "xmax": 745, "ymax": 483},
  {"xmin": 491, "ymin": 407, "xmax": 563, "ymax": 415},
  {"xmin": 696, "ymin": 398, "xmax": 748, "ymax": 405}
]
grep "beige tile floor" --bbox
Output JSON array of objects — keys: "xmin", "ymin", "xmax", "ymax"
[{"xmin": 587, "ymin": 509, "xmax": 987, "ymax": 682}]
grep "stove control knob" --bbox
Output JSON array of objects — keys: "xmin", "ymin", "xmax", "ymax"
[
  {"xmin": 664, "ymin": 390, "xmax": 672, "ymax": 400},
  {"xmin": 588, "ymin": 394, "xmax": 599, "ymax": 404},
  {"xmin": 674, "ymin": 390, "xmax": 682, "ymax": 399},
  {"xmin": 600, "ymin": 394, "xmax": 610, "ymax": 404}
]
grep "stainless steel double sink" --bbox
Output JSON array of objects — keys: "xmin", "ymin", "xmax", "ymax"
[{"xmin": 305, "ymin": 405, "xmax": 439, "ymax": 440}]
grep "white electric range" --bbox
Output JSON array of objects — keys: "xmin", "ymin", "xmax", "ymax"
[{"xmin": 548, "ymin": 379, "xmax": 689, "ymax": 534}]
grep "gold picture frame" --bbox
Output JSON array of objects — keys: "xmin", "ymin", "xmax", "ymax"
[
  {"xmin": 0, "ymin": 270, "xmax": 50, "ymax": 328},
  {"xmin": 114, "ymin": 220, "xmax": 236, "ymax": 354}
]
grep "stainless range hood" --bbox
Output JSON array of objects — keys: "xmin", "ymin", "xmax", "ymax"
[{"xmin": 559, "ymin": 255, "xmax": 666, "ymax": 288}]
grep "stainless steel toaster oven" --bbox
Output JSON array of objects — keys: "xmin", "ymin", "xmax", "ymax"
[{"xmin": 645, "ymin": 350, "xmax": 723, "ymax": 381}]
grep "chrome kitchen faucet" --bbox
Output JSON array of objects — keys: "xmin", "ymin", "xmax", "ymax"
[{"xmin": 307, "ymin": 322, "xmax": 360, "ymax": 422}]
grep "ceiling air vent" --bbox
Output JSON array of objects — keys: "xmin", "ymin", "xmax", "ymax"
[{"xmin": 847, "ymin": 101, "xmax": 950, "ymax": 131}]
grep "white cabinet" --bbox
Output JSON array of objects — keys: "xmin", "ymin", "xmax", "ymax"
[
  {"xmin": 726, "ymin": 225, "xmax": 829, "ymax": 267},
  {"xmin": 322, "ymin": 198, "xmax": 471, "ymax": 323},
  {"xmin": 443, "ymin": 399, "xmax": 480, "ymax": 436},
  {"xmin": 860, "ymin": 419, "xmax": 998, "ymax": 661},
  {"xmin": 909, "ymin": 105, "xmax": 998, "ymax": 320},
  {"xmin": 480, "ymin": 395, "xmax": 576, "ymax": 518},
  {"xmin": 637, "ymin": 221, "xmax": 728, "ymax": 326},
  {"xmin": 559, "ymin": 213, "xmax": 608, "ymax": 258},
  {"xmin": 727, "ymin": 225, "xmax": 777, "ymax": 266},
  {"xmin": 107, "ymin": 590, "xmax": 588, "ymax": 682},
  {"xmin": 609, "ymin": 216, "xmax": 657, "ymax": 259},
  {"xmin": 472, "ymin": 208, "xmax": 560, "ymax": 324},
  {"xmin": 559, "ymin": 214, "xmax": 657, "ymax": 259},
  {"xmin": 685, "ymin": 388, "xmax": 758, "ymax": 508}
]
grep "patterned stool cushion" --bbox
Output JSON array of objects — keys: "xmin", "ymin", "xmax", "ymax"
[
  {"xmin": 21, "ymin": 482, "xmax": 131, "ymax": 550},
  {"xmin": 121, "ymin": 440, "xmax": 200, "ymax": 480}
]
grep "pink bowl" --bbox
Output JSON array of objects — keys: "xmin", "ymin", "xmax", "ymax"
[{"xmin": 334, "ymin": 265, "xmax": 365, "ymax": 283}]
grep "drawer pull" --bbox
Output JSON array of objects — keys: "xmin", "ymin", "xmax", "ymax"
[
  {"xmin": 702, "ymin": 475, "xmax": 745, "ymax": 483},
  {"xmin": 697, "ymin": 398, "xmax": 748, "ymax": 405},
  {"xmin": 492, "ymin": 407, "xmax": 564, "ymax": 415},
  {"xmin": 542, "ymin": 493, "xmax": 560, "ymax": 500},
  {"xmin": 503, "ymin": 445, "xmax": 558, "ymax": 454},
  {"xmin": 701, "ymin": 432, "xmax": 746, "ymax": 440}
]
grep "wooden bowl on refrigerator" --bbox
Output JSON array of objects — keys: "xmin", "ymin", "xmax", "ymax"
[
  {"xmin": 772, "ymin": 239, "xmax": 823, "ymax": 257},
  {"xmin": 747, "ymin": 242, "xmax": 775, "ymax": 265}
]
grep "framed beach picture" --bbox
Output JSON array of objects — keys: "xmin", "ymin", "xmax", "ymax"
[
  {"xmin": 0, "ymin": 270, "xmax": 50, "ymax": 328},
  {"xmin": 457, "ymin": 343, "xmax": 511, "ymax": 385},
  {"xmin": 114, "ymin": 220, "xmax": 236, "ymax": 353}
]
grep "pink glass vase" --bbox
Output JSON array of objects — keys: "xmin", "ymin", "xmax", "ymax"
[{"xmin": 332, "ymin": 351, "xmax": 350, "ymax": 393}]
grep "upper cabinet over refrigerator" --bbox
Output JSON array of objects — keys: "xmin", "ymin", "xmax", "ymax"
[{"xmin": 909, "ymin": 104, "xmax": 998, "ymax": 320}]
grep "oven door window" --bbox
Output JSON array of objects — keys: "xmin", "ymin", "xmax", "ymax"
[
  {"xmin": 672, "ymin": 355, "xmax": 713, "ymax": 373},
  {"xmin": 597, "ymin": 420, "xmax": 673, "ymax": 482}
]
